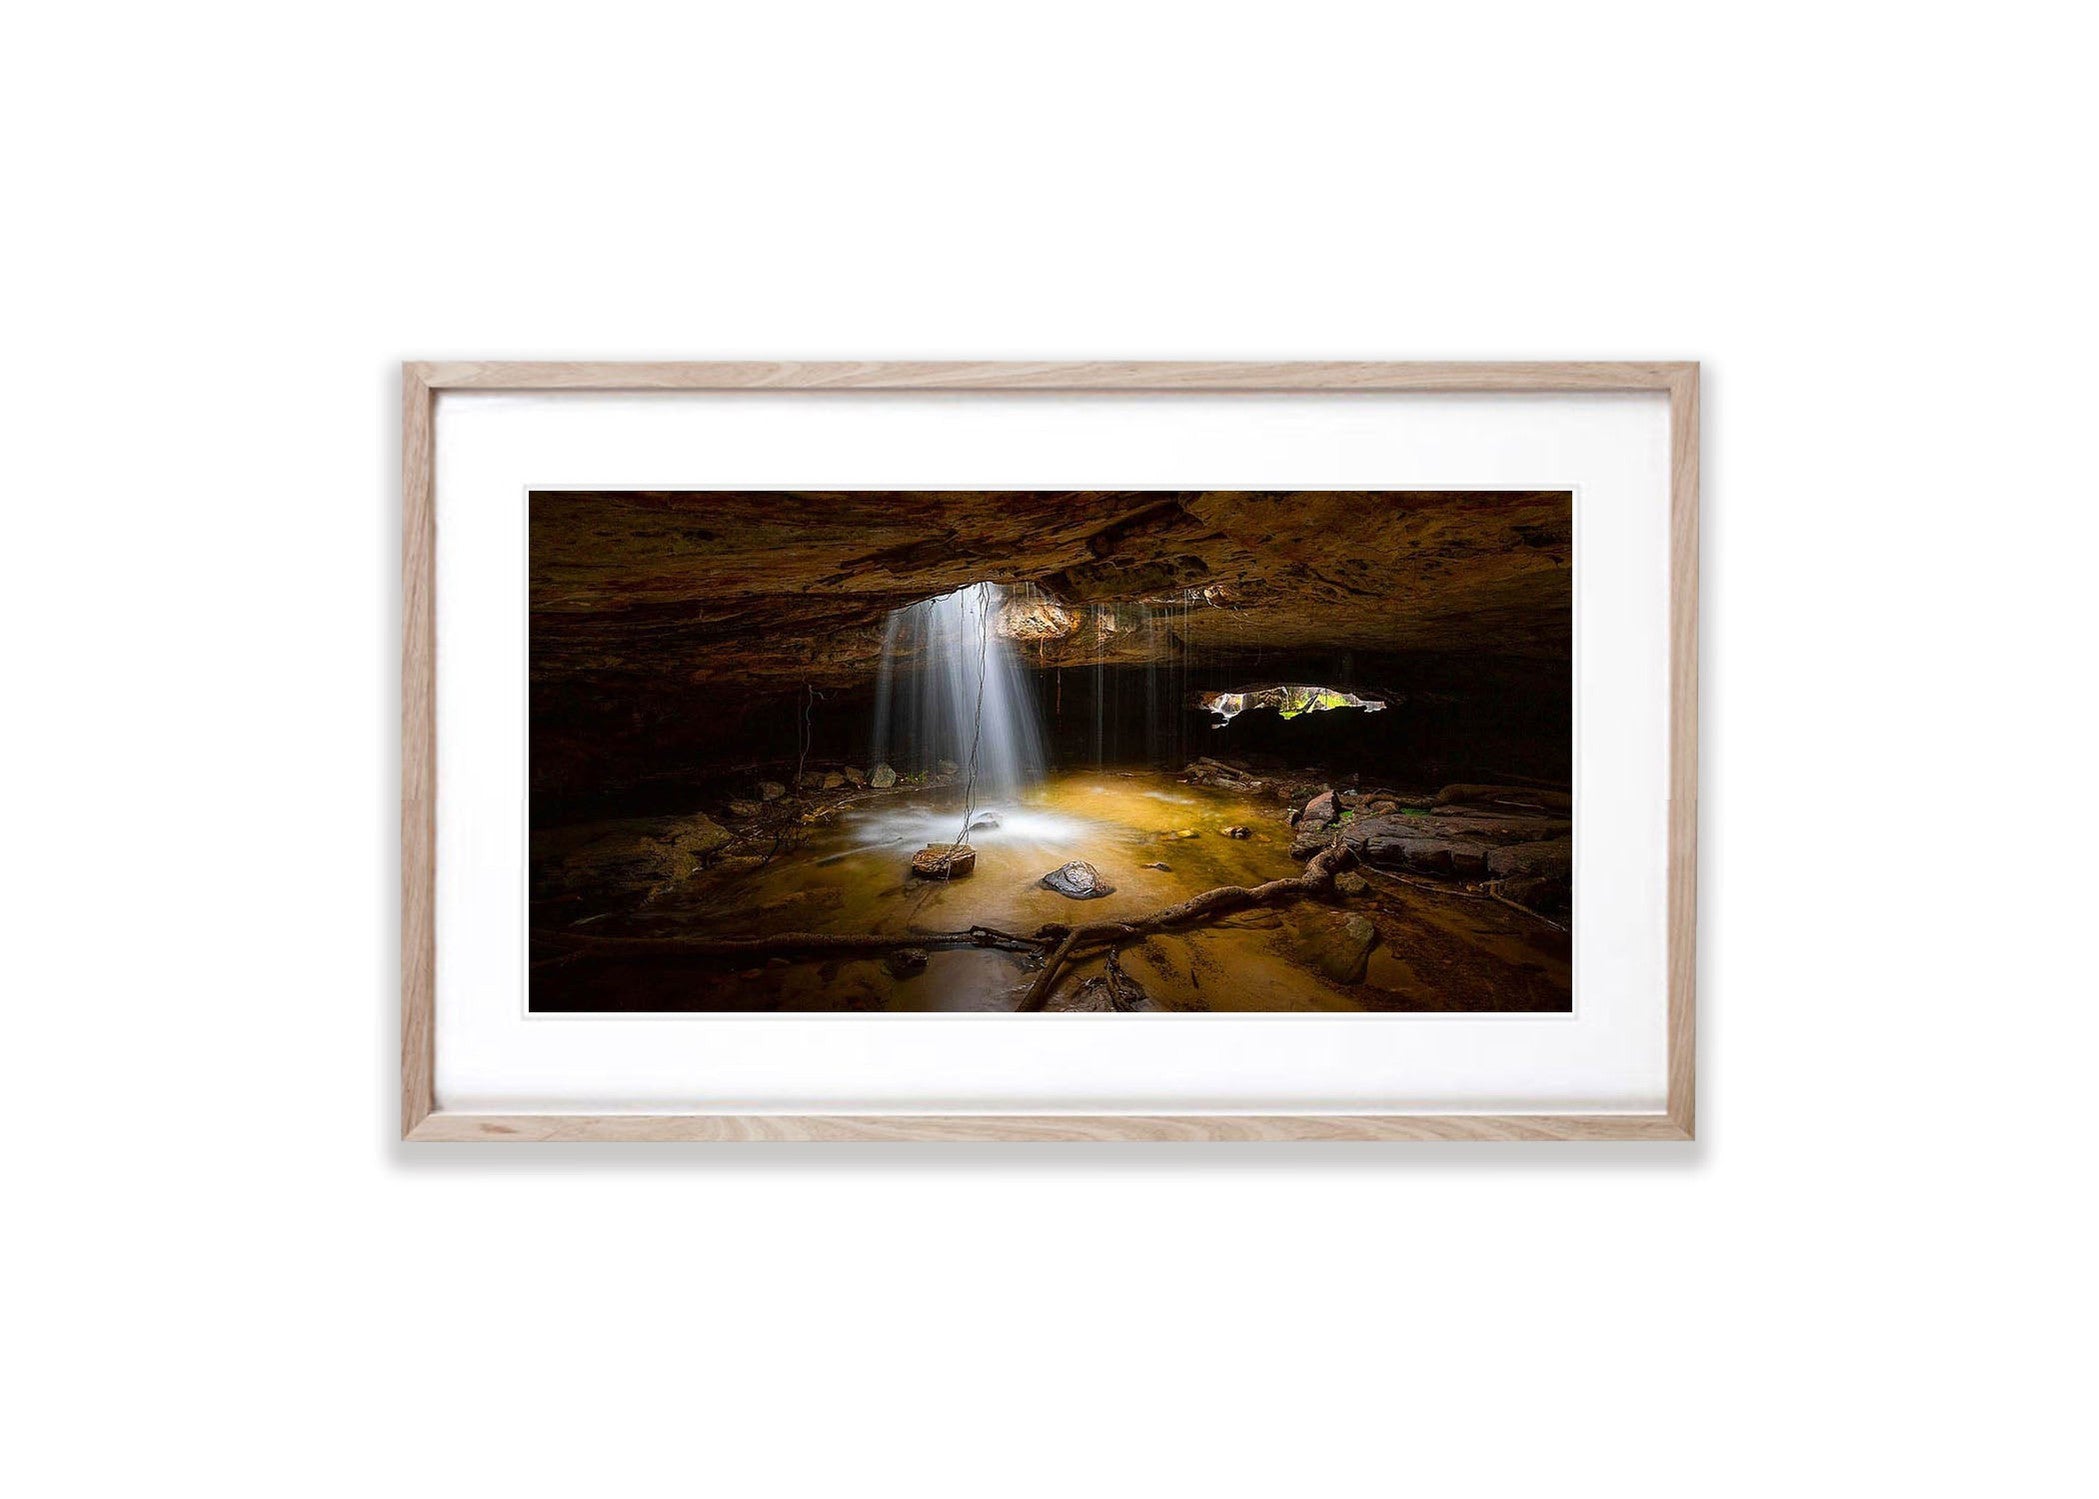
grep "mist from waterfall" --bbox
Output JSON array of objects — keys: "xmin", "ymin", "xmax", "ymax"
[{"xmin": 869, "ymin": 582, "xmax": 1047, "ymax": 797}]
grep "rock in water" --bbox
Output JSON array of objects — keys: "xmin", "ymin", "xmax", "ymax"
[
  {"xmin": 757, "ymin": 780, "xmax": 786, "ymax": 802},
  {"xmin": 936, "ymin": 759, "xmax": 959, "ymax": 776},
  {"xmin": 1333, "ymin": 871, "xmax": 1370, "ymax": 896},
  {"xmin": 1221, "ymin": 825, "xmax": 1253, "ymax": 839},
  {"xmin": 966, "ymin": 812, "xmax": 1002, "ymax": 832},
  {"xmin": 870, "ymin": 764, "xmax": 897, "ymax": 789},
  {"xmin": 910, "ymin": 844, "xmax": 976, "ymax": 880},
  {"xmin": 1040, "ymin": 860, "xmax": 1115, "ymax": 899},
  {"xmin": 1300, "ymin": 789, "xmax": 1337, "ymax": 831},
  {"xmin": 883, "ymin": 948, "xmax": 929, "ymax": 979},
  {"xmin": 1302, "ymin": 912, "xmax": 1377, "ymax": 983}
]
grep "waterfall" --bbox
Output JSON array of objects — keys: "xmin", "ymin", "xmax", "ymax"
[{"xmin": 870, "ymin": 582, "xmax": 1046, "ymax": 796}]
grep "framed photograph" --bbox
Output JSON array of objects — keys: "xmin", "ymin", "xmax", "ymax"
[{"xmin": 403, "ymin": 362, "xmax": 1697, "ymax": 1140}]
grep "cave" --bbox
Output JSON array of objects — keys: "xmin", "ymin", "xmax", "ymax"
[{"xmin": 529, "ymin": 490, "xmax": 1573, "ymax": 1013}]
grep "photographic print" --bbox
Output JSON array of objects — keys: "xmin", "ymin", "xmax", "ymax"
[{"xmin": 529, "ymin": 490, "xmax": 1572, "ymax": 1014}]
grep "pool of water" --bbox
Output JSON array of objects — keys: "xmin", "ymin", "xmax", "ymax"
[{"xmin": 533, "ymin": 768, "xmax": 1570, "ymax": 1014}]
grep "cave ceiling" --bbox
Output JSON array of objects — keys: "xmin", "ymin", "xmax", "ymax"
[{"xmin": 529, "ymin": 490, "xmax": 1571, "ymax": 690}]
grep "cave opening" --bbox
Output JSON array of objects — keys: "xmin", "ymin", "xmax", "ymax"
[{"xmin": 529, "ymin": 490, "xmax": 1574, "ymax": 1015}]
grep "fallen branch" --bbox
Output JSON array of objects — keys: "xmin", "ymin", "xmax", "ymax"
[{"xmin": 1014, "ymin": 843, "xmax": 1355, "ymax": 1011}]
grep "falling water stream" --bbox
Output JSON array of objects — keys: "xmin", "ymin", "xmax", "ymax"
[{"xmin": 869, "ymin": 583, "xmax": 1047, "ymax": 803}]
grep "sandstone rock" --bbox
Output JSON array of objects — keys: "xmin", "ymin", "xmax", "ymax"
[
  {"xmin": 843, "ymin": 766, "xmax": 866, "ymax": 786},
  {"xmin": 1296, "ymin": 911, "xmax": 1377, "ymax": 983},
  {"xmin": 1434, "ymin": 783, "xmax": 1573, "ymax": 814},
  {"xmin": 870, "ymin": 764, "xmax": 897, "ymax": 788},
  {"xmin": 1485, "ymin": 838, "xmax": 1572, "ymax": 880},
  {"xmin": 679, "ymin": 814, "xmax": 732, "ymax": 857},
  {"xmin": 1221, "ymin": 825, "xmax": 1253, "ymax": 839},
  {"xmin": 757, "ymin": 780, "xmax": 786, "ymax": 802},
  {"xmin": 820, "ymin": 771, "xmax": 845, "ymax": 790},
  {"xmin": 1142, "ymin": 861, "xmax": 1171, "ymax": 871},
  {"xmin": 1301, "ymin": 790, "xmax": 1337, "ymax": 831},
  {"xmin": 1339, "ymin": 815, "xmax": 1493, "ymax": 877},
  {"xmin": 910, "ymin": 844, "xmax": 975, "ymax": 879},
  {"xmin": 1040, "ymin": 860, "xmax": 1114, "ymax": 899},
  {"xmin": 531, "ymin": 491, "xmax": 1571, "ymax": 703},
  {"xmin": 883, "ymin": 948, "xmax": 929, "ymax": 979}
]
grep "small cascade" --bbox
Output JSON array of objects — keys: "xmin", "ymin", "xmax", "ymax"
[{"xmin": 869, "ymin": 582, "xmax": 1047, "ymax": 797}]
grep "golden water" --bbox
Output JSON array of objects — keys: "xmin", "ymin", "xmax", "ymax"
[{"xmin": 600, "ymin": 769, "xmax": 1568, "ymax": 1013}]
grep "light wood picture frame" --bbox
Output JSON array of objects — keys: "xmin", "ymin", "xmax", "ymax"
[{"xmin": 402, "ymin": 361, "xmax": 1698, "ymax": 1142}]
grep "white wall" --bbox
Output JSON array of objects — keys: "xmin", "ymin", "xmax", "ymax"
[{"xmin": 8, "ymin": 4, "xmax": 2091, "ymax": 1496}]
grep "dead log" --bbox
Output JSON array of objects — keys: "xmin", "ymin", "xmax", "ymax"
[{"xmin": 1014, "ymin": 843, "xmax": 1355, "ymax": 1011}]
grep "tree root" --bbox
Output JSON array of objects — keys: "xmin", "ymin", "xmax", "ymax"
[
  {"xmin": 1354, "ymin": 864, "xmax": 1568, "ymax": 932},
  {"xmin": 532, "ymin": 844, "xmax": 1360, "ymax": 1011},
  {"xmin": 1013, "ymin": 843, "xmax": 1354, "ymax": 1011}
]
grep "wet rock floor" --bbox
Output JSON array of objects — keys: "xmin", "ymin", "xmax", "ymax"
[{"xmin": 530, "ymin": 767, "xmax": 1571, "ymax": 1014}]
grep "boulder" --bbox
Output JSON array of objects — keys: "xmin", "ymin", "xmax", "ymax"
[
  {"xmin": 678, "ymin": 814, "xmax": 733, "ymax": 858},
  {"xmin": 1333, "ymin": 871, "xmax": 1369, "ymax": 896},
  {"xmin": 936, "ymin": 759, "xmax": 959, "ymax": 776},
  {"xmin": 883, "ymin": 948, "xmax": 929, "ymax": 979},
  {"xmin": 843, "ymin": 766, "xmax": 866, "ymax": 786},
  {"xmin": 869, "ymin": 764, "xmax": 897, "ymax": 788},
  {"xmin": 1340, "ymin": 815, "xmax": 1492, "ymax": 877},
  {"xmin": 1300, "ymin": 789, "xmax": 1337, "ymax": 832},
  {"xmin": 820, "ymin": 771, "xmax": 845, "ymax": 790},
  {"xmin": 966, "ymin": 812, "xmax": 1002, "ymax": 832},
  {"xmin": 1039, "ymin": 860, "xmax": 1115, "ymax": 899},
  {"xmin": 1485, "ymin": 837, "xmax": 1572, "ymax": 881},
  {"xmin": 757, "ymin": 780, "xmax": 786, "ymax": 802},
  {"xmin": 1296, "ymin": 911, "xmax": 1377, "ymax": 983},
  {"xmin": 1434, "ymin": 783, "xmax": 1573, "ymax": 814},
  {"xmin": 910, "ymin": 844, "xmax": 976, "ymax": 880}
]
